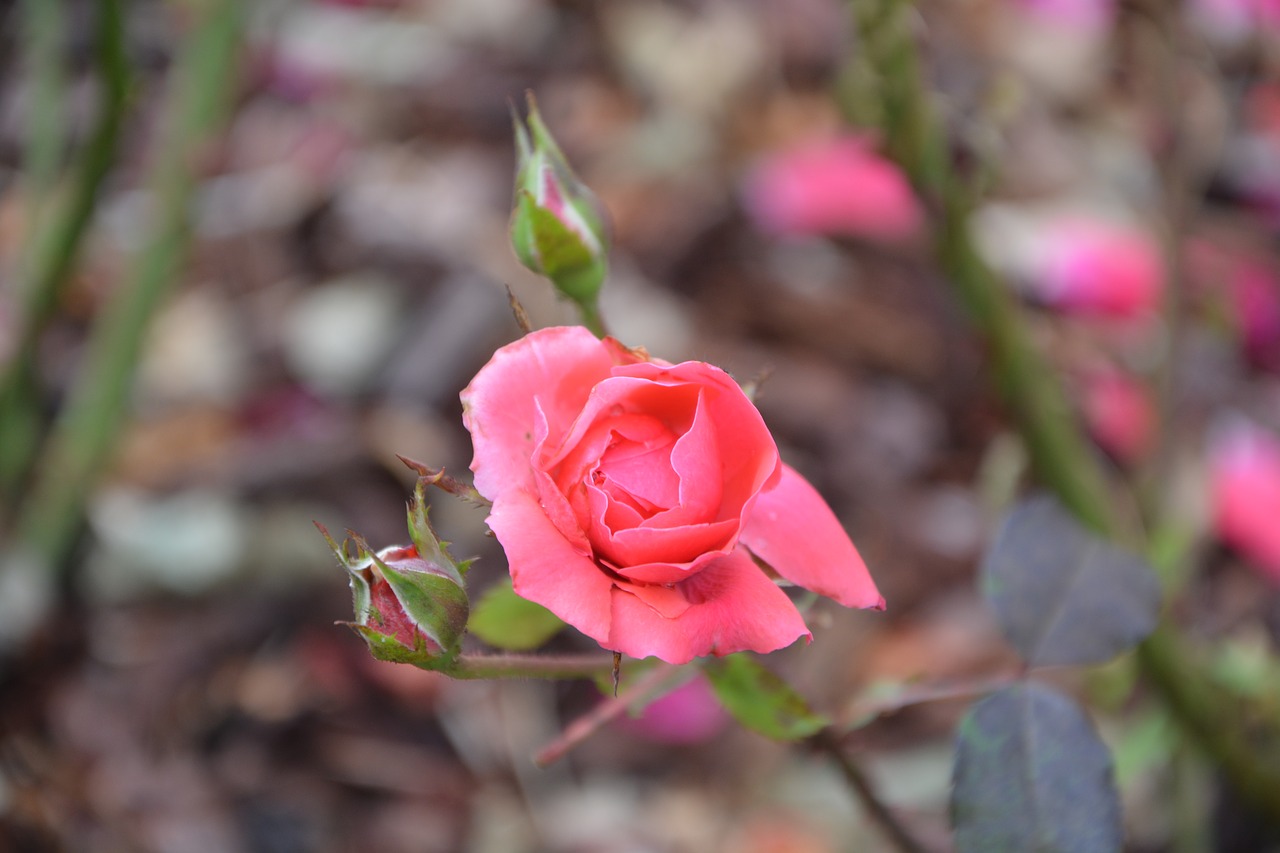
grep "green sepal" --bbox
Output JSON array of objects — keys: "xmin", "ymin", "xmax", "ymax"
[
  {"xmin": 370, "ymin": 550, "xmax": 469, "ymax": 656},
  {"xmin": 704, "ymin": 653, "xmax": 829, "ymax": 741},
  {"xmin": 468, "ymin": 579, "xmax": 565, "ymax": 651},
  {"xmin": 342, "ymin": 622, "xmax": 455, "ymax": 671},
  {"xmin": 405, "ymin": 480, "xmax": 468, "ymax": 582},
  {"xmin": 317, "ymin": 522, "xmax": 374, "ymax": 624}
]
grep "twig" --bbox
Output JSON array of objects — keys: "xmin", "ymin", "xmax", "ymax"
[
  {"xmin": 811, "ymin": 728, "xmax": 931, "ymax": 853},
  {"xmin": 532, "ymin": 662, "xmax": 685, "ymax": 766}
]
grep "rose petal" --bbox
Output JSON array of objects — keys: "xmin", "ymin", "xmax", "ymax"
[
  {"xmin": 648, "ymin": 388, "xmax": 723, "ymax": 527},
  {"xmin": 742, "ymin": 465, "xmax": 884, "ymax": 610},
  {"xmin": 606, "ymin": 547, "xmax": 811, "ymax": 663},
  {"xmin": 602, "ymin": 519, "xmax": 739, "ymax": 577},
  {"xmin": 615, "ymin": 360, "xmax": 780, "ymax": 516},
  {"xmin": 487, "ymin": 491, "xmax": 615, "ymax": 643},
  {"xmin": 463, "ymin": 326, "xmax": 616, "ymax": 501}
]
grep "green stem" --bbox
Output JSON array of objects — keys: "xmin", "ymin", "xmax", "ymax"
[
  {"xmin": 0, "ymin": 0, "xmax": 131, "ymax": 497},
  {"xmin": 575, "ymin": 296, "xmax": 608, "ymax": 338},
  {"xmin": 15, "ymin": 0, "xmax": 245, "ymax": 570},
  {"xmin": 848, "ymin": 0, "xmax": 1280, "ymax": 825},
  {"xmin": 446, "ymin": 652, "xmax": 615, "ymax": 681}
]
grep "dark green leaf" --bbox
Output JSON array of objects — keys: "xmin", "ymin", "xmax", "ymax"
[
  {"xmin": 467, "ymin": 580, "xmax": 565, "ymax": 651},
  {"xmin": 951, "ymin": 681, "xmax": 1121, "ymax": 853},
  {"xmin": 704, "ymin": 654, "xmax": 828, "ymax": 741},
  {"xmin": 982, "ymin": 495, "xmax": 1159, "ymax": 666}
]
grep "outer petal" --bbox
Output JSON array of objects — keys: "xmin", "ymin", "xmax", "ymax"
[
  {"xmin": 606, "ymin": 548, "xmax": 811, "ymax": 664},
  {"xmin": 487, "ymin": 491, "xmax": 615, "ymax": 644},
  {"xmin": 741, "ymin": 464, "xmax": 884, "ymax": 610},
  {"xmin": 462, "ymin": 326, "xmax": 616, "ymax": 501}
]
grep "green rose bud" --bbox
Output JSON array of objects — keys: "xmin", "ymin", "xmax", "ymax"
[
  {"xmin": 320, "ymin": 481, "xmax": 470, "ymax": 669},
  {"xmin": 510, "ymin": 92, "xmax": 609, "ymax": 312}
]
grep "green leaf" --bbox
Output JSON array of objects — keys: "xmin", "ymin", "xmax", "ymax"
[
  {"xmin": 467, "ymin": 580, "xmax": 565, "ymax": 651},
  {"xmin": 951, "ymin": 681, "xmax": 1122, "ymax": 853},
  {"xmin": 704, "ymin": 654, "xmax": 828, "ymax": 741},
  {"xmin": 982, "ymin": 495, "xmax": 1160, "ymax": 667}
]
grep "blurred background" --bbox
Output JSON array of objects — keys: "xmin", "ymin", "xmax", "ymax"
[{"xmin": 2, "ymin": 0, "xmax": 1280, "ymax": 850}]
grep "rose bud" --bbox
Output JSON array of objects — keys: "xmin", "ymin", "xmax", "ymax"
[
  {"xmin": 509, "ymin": 93, "xmax": 609, "ymax": 310},
  {"xmin": 1209, "ymin": 417, "xmax": 1280, "ymax": 586},
  {"xmin": 461, "ymin": 326, "xmax": 884, "ymax": 665},
  {"xmin": 320, "ymin": 486, "xmax": 470, "ymax": 667}
]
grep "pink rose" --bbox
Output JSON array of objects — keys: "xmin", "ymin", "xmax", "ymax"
[
  {"xmin": 1210, "ymin": 418, "xmax": 1280, "ymax": 585},
  {"xmin": 743, "ymin": 136, "xmax": 923, "ymax": 243},
  {"xmin": 461, "ymin": 326, "xmax": 883, "ymax": 664}
]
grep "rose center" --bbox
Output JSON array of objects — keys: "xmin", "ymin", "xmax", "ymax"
[{"xmin": 591, "ymin": 426, "xmax": 681, "ymax": 520}]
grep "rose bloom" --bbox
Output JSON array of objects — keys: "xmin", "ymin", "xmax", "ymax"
[{"xmin": 461, "ymin": 326, "xmax": 883, "ymax": 664}]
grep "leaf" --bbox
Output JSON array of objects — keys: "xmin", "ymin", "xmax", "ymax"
[
  {"xmin": 704, "ymin": 654, "xmax": 828, "ymax": 741},
  {"xmin": 951, "ymin": 681, "xmax": 1122, "ymax": 853},
  {"xmin": 467, "ymin": 580, "xmax": 565, "ymax": 651},
  {"xmin": 982, "ymin": 495, "xmax": 1160, "ymax": 666}
]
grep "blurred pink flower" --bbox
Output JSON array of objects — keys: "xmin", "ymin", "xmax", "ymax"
[
  {"xmin": 1225, "ymin": 262, "xmax": 1280, "ymax": 371},
  {"xmin": 1210, "ymin": 418, "xmax": 1280, "ymax": 585},
  {"xmin": 1186, "ymin": 240, "xmax": 1280, "ymax": 372},
  {"xmin": 743, "ymin": 136, "xmax": 924, "ymax": 243},
  {"xmin": 616, "ymin": 675, "xmax": 728, "ymax": 745},
  {"xmin": 1080, "ymin": 368, "xmax": 1154, "ymax": 463},
  {"xmin": 1032, "ymin": 219, "xmax": 1164, "ymax": 318}
]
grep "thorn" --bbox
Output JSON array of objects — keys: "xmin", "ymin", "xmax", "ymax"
[
  {"xmin": 612, "ymin": 651, "xmax": 622, "ymax": 697},
  {"xmin": 506, "ymin": 284, "xmax": 534, "ymax": 334}
]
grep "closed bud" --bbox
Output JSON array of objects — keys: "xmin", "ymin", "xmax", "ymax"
[
  {"xmin": 319, "ymin": 485, "xmax": 470, "ymax": 668},
  {"xmin": 510, "ymin": 92, "xmax": 609, "ymax": 306}
]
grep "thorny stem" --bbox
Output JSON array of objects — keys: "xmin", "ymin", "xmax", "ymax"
[
  {"xmin": 848, "ymin": 0, "xmax": 1280, "ymax": 824},
  {"xmin": 533, "ymin": 662, "xmax": 686, "ymax": 766},
  {"xmin": 447, "ymin": 652, "xmax": 616, "ymax": 681}
]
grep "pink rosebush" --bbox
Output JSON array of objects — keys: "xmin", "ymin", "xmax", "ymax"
[
  {"xmin": 461, "ymin": 326, "xmax": 883, "ymax": 664},
  {"xmin": 1210, "ymin": 418, "xmax": 1280, "ymax": 585},
  {"xmin": 743, "ymin": 136, "xmax": 924, "ymax": 243},
  {"xmin": 1033, "ymin": 219, "xmax": 1164, "ymax": 318}
]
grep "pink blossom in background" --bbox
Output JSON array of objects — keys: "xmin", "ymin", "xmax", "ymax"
[
  {"xmin": 1080, "ymin": 368, "xmax": 1154, "ymax": 463},
  {"xmin": 1186, "ymin": 240, "xmax": 1280, "ymax": 372},
  {"xmin": 743, "ymin": 136, "xmax": 924, "ymax": 243},
  {"xmin": 462, "ymin": 326, "xmax": 883, "ymax": 665},
  {"xmin": 1225, "ymin": 262, "xmax": 1280, "ymax": 371},
  {"xmin": 1209, "ymin": 418, "xmax": 1280, "ymax": 585},
  {"xmin": 1032, "ymin": 219, "xmax": 1164, "ymax": 318},
  {"xmin": 616, "ymin": 675, "xmax": 728, "ymax": 745}
]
